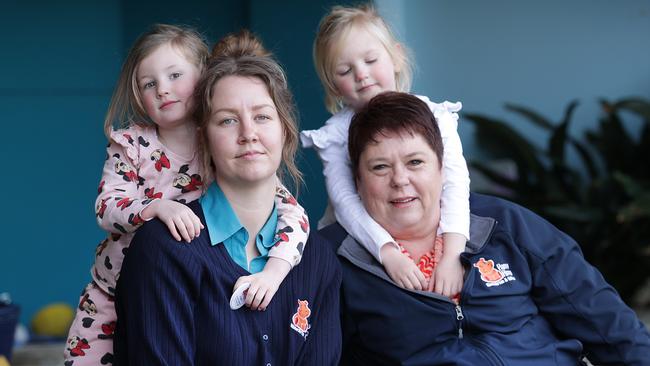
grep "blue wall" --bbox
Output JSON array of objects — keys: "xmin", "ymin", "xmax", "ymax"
[
  {"xmin": 377, "ymin": 0, "xmax": 650, "ymax": 160},
  {"xmin": 1, "ymin": 0, "xmax": 123, "ymax": 325}
]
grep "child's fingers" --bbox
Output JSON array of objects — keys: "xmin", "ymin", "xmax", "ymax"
[
  {"xmin": 182, "ymin": 215, "xmax": 197, "ymax": 241},
  {"xmin": 448, "ymin": 282, "xmax": 458, "ymax": 297},
  {"xmin": 233, "ymin": 276, "xmax": 251, "ymax": 292},
  {"xmin": 250, "ymin": 288, "xmax": 266, "ymax": 310},
  {"xmin": 259, "ymin": 289, "xmax": 275, "ymax": 311},
  {"xmin": 164, "ymin": 219, "xmax": 182, "ymax": 241},
  {"xmin": 179, "ymin": 213, "xmax": 196, "ymax": 241},
  {"xmin": 189, "ymin": 212, "xmax": 204, "ymax": 235},
  {"xmin": 191, "ymin": 216, "xmax": 202, "ymax": 238},
  {"xmin": 434, "ymin": 278, "xmax": 443, "ymax": 295},
  {"xmin": 402, "ymin": 275, "xmax": 416, "ymax": 291},
  {"xmin": 402, "ymin": 261, "xmax": 425, "ymax": 290},
  {"xmin": 449, "ymin": 281, "xmax": 463, "ymax": 296},
  {"xmin": 402, "ymin": 281, "xmax": 414, "ymax": 291},
  {"xmin": 393, "ymin": 278, "xmax": 403, "ymax": 289},
  {"xmin": 183, "ymin": 212, "xmax": 204, "ymax": 240},
  {"xmin": 440, "ymin": 282, "xmax": 450, "ymax": 297},
  {"xmin": 449, "ymin": 281, "xmax": 458, "ymax": 296},
  {"xmin": 415, "ymin": 271, "xmax": 428, "ymax": 290},
  {"xmin": 245, "ymin": 284, "xmax": 259, "ymax": 308},
  {"xmin": 173, "ymin": 216, "xmax": 191, "ymax": 243},
  {"xmin": 439, "ymin": 279, "xmax": 461, "ymax": 297},
  {"xmin": 405, "ymin": 269, "xmax": 425, "ymax": 291},
  {"xmin": 409, "ymin": 272, "xmax": 424, "ymax": 291},
  {"xmin": 435, "ymin": 278, "xmax": 448, "ymax": 296},
  {"xmin": 427, "ymin": 273, "xmax": 436, "ymax": 292}
]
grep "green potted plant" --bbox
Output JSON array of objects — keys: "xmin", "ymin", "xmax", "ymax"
[{"xmin": 464, "ymin": 98, "xmax": 650, "ymax": 304}]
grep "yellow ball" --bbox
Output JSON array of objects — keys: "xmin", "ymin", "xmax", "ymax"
[{"xmin": 31, "ymin": 303, "xmax": 74, "ymax": 337}]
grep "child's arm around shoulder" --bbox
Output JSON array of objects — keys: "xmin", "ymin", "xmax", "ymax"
[
  {"xmin": 96, "ymin": 126, "xmax": 203, "ymax": 242},
  {"xmin": 419, "ymin": 96, "xmax": 470, "ymax": 297},
  {"xmin": 232, "ymin": 182, "xmax": 309, "ymax": 311},
  {"xmin": 420, "ymin": 96, "xmax": 470, "ymax": 240},
  {"xmin": 268, "ymin": 183, "xmax": 310, "ymax": 267}
]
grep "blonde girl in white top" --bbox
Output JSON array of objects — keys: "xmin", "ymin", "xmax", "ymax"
[{"xmin": 301, "ymin": 4, "xmax": 470, "ymax": 297}]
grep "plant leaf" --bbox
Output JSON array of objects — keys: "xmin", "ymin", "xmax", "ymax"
[
  {"xmin": 613, "ymin": 98, "xmax": 650, "ymax": 122},
  {"xmin": 613, "ymin": 172, "xmax": 646, "ymax": 197},
  {"xmin": 464, "ymin": 113, "xmax": 546, "ymax": 187},
  {"xmin": 617, "ymin": 193, "xmax": 650, "ymax": 222},
  {"xmin": 469, "ymin": 161, "xmax": 519, "ymax": 191},
  {"xmin": 504, "ymin": 103, "xmax": 555, "ymax": 130},
  {"xmin": 550, "ymin": 101, "xmax": 580, "ymax": 158}
]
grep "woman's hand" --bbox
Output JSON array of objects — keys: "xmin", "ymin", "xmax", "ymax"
[
  {"xmin": 141, "ymin": 199, "xmax": 204, "ymax": 243},
  {"xmin": 233, "ymin": 257, "xmax": 292, "ymax": 311},
  {"xmin": 381, "ymin": 244, "xmax": 428, "ymax": 291}
]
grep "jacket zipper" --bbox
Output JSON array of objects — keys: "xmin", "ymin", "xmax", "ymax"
[{"xmin": 455, "ymin": 304, "xmax": 464, "ymax": 339}]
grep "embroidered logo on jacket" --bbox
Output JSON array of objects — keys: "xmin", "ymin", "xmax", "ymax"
[
  {"xmin": 473, "ymin": 258, "xmax": 516, "ymax": 287},
  {"xmin": 290, "ymin": 299, "xmax": 311, "ymax": 339}
]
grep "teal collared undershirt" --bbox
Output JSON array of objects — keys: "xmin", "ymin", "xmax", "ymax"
[{"xmin": 199, "ymin": 182, "xmax": 278, "ymax": 273}]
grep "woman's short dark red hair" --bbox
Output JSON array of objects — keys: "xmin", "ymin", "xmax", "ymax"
[{"xmin": 348, "ymin": 91, "xmax": 444, "ymax": 180}]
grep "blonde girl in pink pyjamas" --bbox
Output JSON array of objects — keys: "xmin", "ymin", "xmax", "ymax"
[{"xmin": 64, "ymin": 24, "xmax": 309, "ymax": 366}]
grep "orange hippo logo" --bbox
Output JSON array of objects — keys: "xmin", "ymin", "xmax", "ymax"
[
  {"xmin": 290, "ymin": 299, "xmax": 311, "ymax": 338},
  {"xmin": 474, "ymin": 258, "xmax": 505, "ymax": 283}
]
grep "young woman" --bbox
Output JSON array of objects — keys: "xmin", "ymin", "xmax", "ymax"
[{"xmin": 113, "ymin": 30, "xmax": 341, "ymax": 366}]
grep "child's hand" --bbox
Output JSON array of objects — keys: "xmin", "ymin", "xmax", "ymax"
[
  {"xmin": 381, "ymin": 244, "xmax": 427, "ymax": 291},
  {"xmin": 428, "ymin": 255, "xmax": 464, "ymax": 297},
  {"xmin": 141, "ymin": 199, "xmax": 204, "ymax": 243},
  {"xmin": 233, "ymin": 257, "xmax": 291, "ymax": 311},
  {"xmin": 429, "ymin": 232, "xmax": 466, "ymax": 297}
]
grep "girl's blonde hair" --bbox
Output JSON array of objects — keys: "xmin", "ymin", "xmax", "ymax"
[
  {"xmin": 193, "ymin": 29, "xmax": 303, "ymax": 193},
  {"xmin": 103, "ymin": 24, "xmax": 208, "ymax": 138},
  {"xmin": 314, "ymin": 3, "xmax": 413, "ymax": 114}
]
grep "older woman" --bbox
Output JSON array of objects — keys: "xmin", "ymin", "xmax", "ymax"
[
  {"xmin": 321, "ymin": 92, "xmax": 650, "ymax": 365},
  {"xmin": 113, "ymin": 31, "xmax": 341, "ymax": 365}
]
